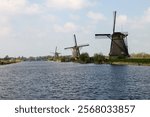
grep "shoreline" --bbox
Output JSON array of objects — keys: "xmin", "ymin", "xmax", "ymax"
[
  {"xmin": 50, "ymin": 60, "xmax": 150, "ymax": 67},
  {"xmin": 1, "ymin": 59, "xmax": 150, "ymax": 67},
  {"xmin": 0, "ymin": 60, "xmax": 22, "ymax": 65},
  {"xmin": 109, "ymin": 62, "xmax": 150, "ymax": 66}
]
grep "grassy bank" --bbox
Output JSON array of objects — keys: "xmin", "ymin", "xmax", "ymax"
[
  {"xmin": 48, "ymin": 52, "xmax": 150, "ymax": 66},
  {"xmin": 77, "ymin": 53, "xmax": 150, "ymax": 66},
  {"xmin": 109, "ymin": 58, "xmax": 150, "ymax": 66},
  {"xmin": 0, "ymin": 59, "xmax": 22, "ymax": 65}
]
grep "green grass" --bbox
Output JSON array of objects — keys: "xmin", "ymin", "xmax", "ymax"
[
  {"xmin": 108, "ymin": 58, "xmax": 150, "ymax": 65},
  {"xmin": 0, "ymin": 59, "xmax": 21, "ymax": 65}
]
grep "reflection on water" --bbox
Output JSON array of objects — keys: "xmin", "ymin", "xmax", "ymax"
[{"xmin": 0, "ymin": 61, "xmax": 150, "ymax": 100}]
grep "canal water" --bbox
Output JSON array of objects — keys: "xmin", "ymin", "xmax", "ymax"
[{"xmin": 0, "ymin": 61, "xmax": 150, "ymax": 100}]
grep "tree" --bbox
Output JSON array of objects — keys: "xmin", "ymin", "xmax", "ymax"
[
  {"xmin": 79, "ymin": 52, "xmax": 90, "ymax": 63},
  {"xmin": 93, "ymin": 53, "xmax": 105, "ymax": 64},
  {"xmin": 4, "ymin": 55, "xmax": 10, "ymax": 60}
]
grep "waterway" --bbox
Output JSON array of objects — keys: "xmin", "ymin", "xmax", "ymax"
[{"xmin": 0, "ymin": 61, "xmax": 150, "ymax": 99}]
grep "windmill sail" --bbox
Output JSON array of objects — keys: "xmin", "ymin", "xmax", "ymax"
[
  {"xmin": 65, "ymin": 34, "xmax": 89, "ymax": 59},
  {"xmin": 74, "ymin": 34, "xmax": 78, "ymax": 47},
  {"xmin": 64, "ymin": 46, "xmax": 74, "ymax": 49},
  {"xmin": 113, "ymin": 11, "xmax": 117, "ymax": 33},
  {"xmin": 95, "ymin": 34, "xmax": 111, "ymax": 39},
  {"xmin": 95, "ymin": 11, "xmax": 130, "ymax": 58},
  {"xmin": 78, "ymin": 44, "xmax": 89, "ymax": 48},
  {"xmin": 51, "ymin": 46, "xmax": 61, "ymax": 59}
]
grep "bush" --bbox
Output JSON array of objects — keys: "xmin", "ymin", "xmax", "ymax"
[
  {"xmin": 79, "ymin": 53, "xmax": 90, "ymax": 63},
  {"xmin": 93, "ymin": 53, "xmax": 105, "ymax": 64}
]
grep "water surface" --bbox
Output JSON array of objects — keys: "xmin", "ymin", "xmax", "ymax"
[{"xmin": 0, "ymin": 61, "xmax": 150, "ymax": 99}]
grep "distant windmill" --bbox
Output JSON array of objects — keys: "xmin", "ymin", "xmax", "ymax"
[
  {"xmin": 51, "ymin": 46, "xmax": 61, "ymax": 59},
  {"xmin": 95, "ymin": 11, "xmax": 130, "ymax": 58},
  {"xmin": 65, "ymin": 34, "xmax": 89, "ymax": 59}
]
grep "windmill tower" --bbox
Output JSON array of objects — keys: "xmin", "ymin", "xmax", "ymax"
[
  {"xmin": 65, "ymin": 34, "xmax": 89, "ymax": 59},
  {"xmin": 51, "ymin": 46, "xmax": 61, "ymax": 59},
  {"xmin": 95, "ymin": 11, "xmax": 130, "ymax": 58}
]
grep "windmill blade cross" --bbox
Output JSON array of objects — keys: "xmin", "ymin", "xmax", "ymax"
[
  {"xmin": 64, "ymin": 46, "xmax": 74, "ymax": 50},
  {"xmin": 95, "ymin": 11, "xmax": 130, "ymax": 57},
  {"xmin": 74, "ymin": 34, "xmax": 78, "ymax": 47},
  {"xmin": 113, "ymin": 11, "xmax": 117, "ymax": 33},
  {"xmin": 95, "ymin": 34, "xmax": 112, "ymax": 39},
  {"xmin": 78, "ymin": 44, "xmax": 89, "ymax": 48},
  {"xmin": 55, "ymin": 46, "xmax": 57, "ymax": 53},
  {"xmin": 56, "ymin": 52, "xmax": 61, "ymax": 54},
  {"xmin": 65, "ymin": 34, "xmax": 89, "ymax": 58}
]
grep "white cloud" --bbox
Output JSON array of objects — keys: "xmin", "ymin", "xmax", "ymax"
[
  {"xmin": 128, "ymin": 19, "xmax": 144, "ymax": 29},
  {"xmin": 87, "ymin": 11, "xmax": 106, "ymax": 22},
  {"xmin": 46, "ymin": 0, "xmax": 90, "ymax": 10},
  {"xmin": 70, "ymin": 14, "xmax": 80, "ymax": 21},
  {"xmin": 129, "ymin": 7, "xmax": 150, "ymax": 29},
  {"xmin": 25, "ymin": 4, "xmax": 41, "ymax": 15},
  {"xmin": 0, "ymin": 1, "xmax": 43, "ymax": 30},
  {"xmin": 81, "ymin": 25, "xmax": 94, "ymax": 34},
  {"xmin": 42, "ymin": 15, "xmax": 58, "ymax": 23},
  {"xmin": 0, "ymin": 15, "xmax": 10, "ymax": 24},
  {"xmin": 0, "ymin": 0, "xmax": 42, "ymax": 15},
  {"xmin": 0, "ymin": 26, "xmax": 12, "ymax": 38},
  {"xmin": 0, "ymin": 0, "xmax": 42, "ymax": 39},
  {"xmin": 0, "ymin": 14, "xmax": 12, "ymax": 38},
  {"xmin": 0, "ymin": 0, "xmax": 26, "ymax": 14},
  {"xmin": 54, "ymin": 22, "xmax": 79, "ymax": 32},
  {"xmin": 116, "ymin": 15, "xmax": 128, "ymax": 26},
  {"xmin": 143, "ymin": 7, "xmax": 150, "ymax": 23}
]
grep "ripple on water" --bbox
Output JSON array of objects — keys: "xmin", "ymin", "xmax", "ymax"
[{"xmin": 0, "ymin": 61, "xmax": 150, "ymax": 99}]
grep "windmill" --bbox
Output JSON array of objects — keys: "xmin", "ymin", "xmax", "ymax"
[
  {"xmin": 95, "ymin": 11, "xmax": 130, "ymax": 58},
  {"xmin": 51, "ymin": 46, "xmax": 61, "ymax": 59},
  {"xmin": 65, "ymin": 34, "xmax": 89, "ymax": 59}
]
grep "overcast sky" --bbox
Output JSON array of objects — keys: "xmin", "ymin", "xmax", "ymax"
[{"xmin": 0, "ymin": 0, "xmax": 150, "ymax": 57}]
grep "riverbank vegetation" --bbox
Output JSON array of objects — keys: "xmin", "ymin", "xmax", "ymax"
[
  {"xmin": 0, "ymin": 55, "xmax": 22, "ymax": 65},
  {"xmin": 1, "ymin": 52, "xmax": 150, "ymax": 66},
  {"xmin": 49, "ymin": 52, "xmax": 150, "ymax": 66},
  {"xmin": 108, "ymin": 58, "xmax": 150, "ymax": 66}
]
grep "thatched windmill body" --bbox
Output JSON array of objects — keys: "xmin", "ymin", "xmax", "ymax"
[
  {"xmin": 95, "ymin": 11, "xmax": 130, "ymax": 58},
  {"xmin": 65, "ymin": 34, "xmax": 89, "ymax": 59}
]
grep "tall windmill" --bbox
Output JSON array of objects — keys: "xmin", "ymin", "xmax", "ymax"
[
  {"xmin": 95, "ymin": 11, "xmax": 130, "ymax": 58},
  {"xmin": 65, "ymin": 34, "xmax": 89, "ymax": 59},
  {"xmin": 51, "ymin": 46, "xmax": 61, "ymax": 59}
]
